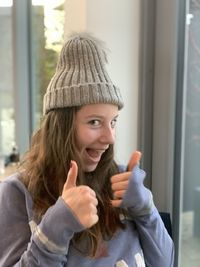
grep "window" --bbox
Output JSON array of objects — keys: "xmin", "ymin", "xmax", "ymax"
[
  {"xmin": 31, "ymin": 0, "xmax": 65, "ymax": 129},
  {"xmin": 179, "ymin": 2, "xmax": 200, "ymax": 266},
  {"xmin": 0, "ymin": 1, "xmax": 15, "ymax": 158},
  {"xmin": 0, "ymin": 0, "xmax": 65, "ymax": 163}
]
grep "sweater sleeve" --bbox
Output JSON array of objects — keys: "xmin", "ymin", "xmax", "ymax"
[
  {"xmin": 121, "ymin": 166, "xmax": 174, "ymax": 267},
  {"xmin": 0, "ymin": 178, "xmax": 84, "ymax": 267}
]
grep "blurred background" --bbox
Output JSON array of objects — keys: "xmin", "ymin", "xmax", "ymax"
[{"xmin": 0, "ymin": 0, "xmax": 200, "ymax": 266}]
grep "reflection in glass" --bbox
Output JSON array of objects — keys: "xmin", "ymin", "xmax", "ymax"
[
  {"xmin": 180, "ymin": 1, "xmax": 200, "ymax": 266},
  {"xmin": 0, "ymin": 5, "xmax": 15, "ymax": 156},
  {"xmin": 31, "ymin": 0, "xmax": 65, "ymax": 129}
]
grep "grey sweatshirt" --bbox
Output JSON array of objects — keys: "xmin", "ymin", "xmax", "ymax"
[{"xmin": 0, "ymin": 166, "xmax": 174, "ymax": 267}]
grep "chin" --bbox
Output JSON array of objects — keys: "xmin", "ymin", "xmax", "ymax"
[{"xmin": 84, "ymin": 164, "xmax": 98, "ymax": 173}]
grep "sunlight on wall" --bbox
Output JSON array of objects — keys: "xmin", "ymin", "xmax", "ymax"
[
  {"xmin": 0, "ymin": 0, "xmax": 13, "ymax": 7},
  {"xmin": 32, "ymin": 0, "xmax": 63, "ymax": 8}
]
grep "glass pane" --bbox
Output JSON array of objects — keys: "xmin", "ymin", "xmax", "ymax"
[
  {"xmin": 31, "ymin": 0, "xmax": 65, "ymax": 129},
  {"xmin": 180, "ymin": 1, "xmax": 200, "ymax": 266},
  {"xmin": 0, "ymin": 1, "xmax": 15, "ymax": 163}
]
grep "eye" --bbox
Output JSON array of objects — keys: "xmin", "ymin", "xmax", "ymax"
[
  {"xmin": 111, "ymin": 118, "xmax": 117, "ymax": 128},
  {"xmin": 88, "ymin": 119, "xmax": 101, "ymax": 127}
]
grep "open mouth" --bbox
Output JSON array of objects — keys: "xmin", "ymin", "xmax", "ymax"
[{"xmin": 86, "ymin": 148, "xmax": 105, "ymax": 162}]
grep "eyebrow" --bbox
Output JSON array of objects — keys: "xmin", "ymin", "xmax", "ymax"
[{"xmin": 85, "ymin": 114, "xmax": 119, "ymax": 119}]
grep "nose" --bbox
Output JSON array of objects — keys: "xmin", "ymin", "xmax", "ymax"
[{"xmin": 99, "ymin": 126, "xmax": 115, "ymax": 145}]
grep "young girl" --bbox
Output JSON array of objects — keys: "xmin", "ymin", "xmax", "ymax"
[{"xmin": 0, "ymin": 33, "xmax": 174, "ymax": 267}]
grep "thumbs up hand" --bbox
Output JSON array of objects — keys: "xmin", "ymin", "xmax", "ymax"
[
  {"xmin": 127, "ymin": 151, "xmax": 142, "ymax": 172},
  {"xmin": 111, "ymin": 151, "xmax": 142, "ymax": 207},
  {"xmin": 61, "ymin": 160, "xmax": 99, "ymax": 228}
]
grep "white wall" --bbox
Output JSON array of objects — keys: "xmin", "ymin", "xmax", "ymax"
[{"xmin": 64, "ymin": 0, "xmax": 141, "ymax": 165}]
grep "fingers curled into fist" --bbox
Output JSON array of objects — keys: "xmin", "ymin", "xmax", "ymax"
[
  {"xmin": 111, "ymin": 150, "xmax": 142, "ymax": 207},
  {"xmin": 110, "ymin": 171, "xmax": 131, "ymax": 207},
  {"xmin": 62, "ymin": 160, "xmax": 99, "ymax": 228}
]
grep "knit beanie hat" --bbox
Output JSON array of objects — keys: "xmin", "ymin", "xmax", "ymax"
[{"xmin": 43, "ymin": 33, "xmax": 124, "ymax": 115}]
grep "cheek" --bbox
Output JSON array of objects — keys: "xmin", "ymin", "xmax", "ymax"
[{"xmin": 76, "ymin": 129, "xmax": 99, "ymax": 149}]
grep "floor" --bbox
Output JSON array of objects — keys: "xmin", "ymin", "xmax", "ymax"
[
  {"xmin": 181, "ymin": 211, "xmax": 200, "ymax": 267},
  {"xmin": 0, "ymin": 164, "xmax": 18, "ymax": 180}
]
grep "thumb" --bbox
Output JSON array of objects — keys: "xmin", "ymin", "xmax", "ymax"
[
  {"xmin": 64, "ymin": 160, "xmax": 78, "ymax": 189},
  {"xmin": 127, "ymin": 150, "xmax": 142, "ymax": 171}
]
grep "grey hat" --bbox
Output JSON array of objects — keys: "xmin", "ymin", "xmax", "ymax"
[{"xmin": 43, "ymin": 33, "xmax": 124, "ymax": 115}]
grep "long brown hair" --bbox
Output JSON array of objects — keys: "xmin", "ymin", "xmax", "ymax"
[{"xmin": 20, "ymin": 107, "xmax": 125, "ymax": 257}]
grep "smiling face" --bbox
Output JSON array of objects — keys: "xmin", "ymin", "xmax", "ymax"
[{"xmin": 75, "ymin": 104, "xmax": 119, "ymax": 172}]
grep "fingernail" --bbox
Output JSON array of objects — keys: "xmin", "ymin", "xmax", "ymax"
[
  {"xmin": 70, "ymin": 160, "xmax": 76, "ymax": 168},
  {"xmin": 70, "ymin": 160, "xmax": 73, "ymax": 168}
]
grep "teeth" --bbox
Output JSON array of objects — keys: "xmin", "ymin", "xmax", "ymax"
[{"xmin": 87, "ymin": 149, "xmax": 102, "ymax": 158}]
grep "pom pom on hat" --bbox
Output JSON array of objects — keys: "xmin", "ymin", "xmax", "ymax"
[{"xmin": 43, "ymin": 32, "xmax": 124, "ymax": 115}]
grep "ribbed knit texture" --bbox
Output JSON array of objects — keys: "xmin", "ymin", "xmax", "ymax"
[{"xmin": 43, "ymin": 33, "xmax": 124, "ymax": 114}]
